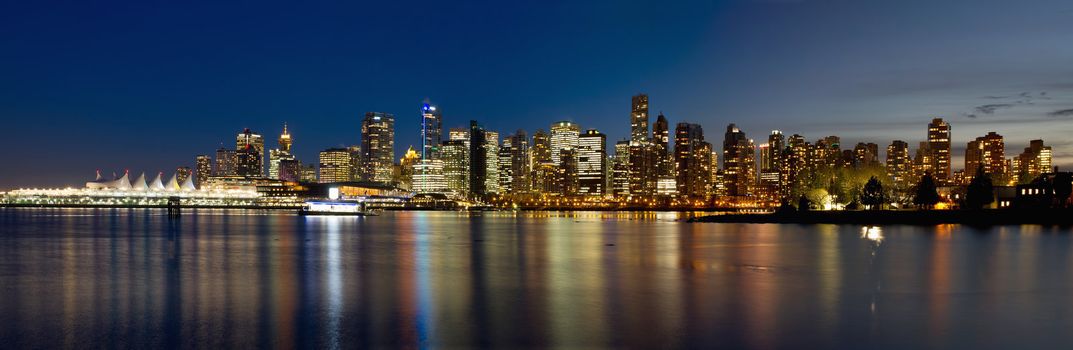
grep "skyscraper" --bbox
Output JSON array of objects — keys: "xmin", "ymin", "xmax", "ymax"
[
  {"xmin": 509, "ymin": 130, "xmax": 531, "ymax": 194},
  {"xmin": 630, "ymin": 94, "xmax": 649, "ymax": 143},
  {"xmin": 550, "ymin": 121, "xmax": 580, "ymax": 166},
  {"xmin": 531, "ymin": 129, "xmax": 551, "ymax": 164},
  {"xmin": 214, "ymin": 147, "xmax": 237, "ymax": 176},
  {"xmin": 722, "ymin": 124, "xmax": 755, "ymax": 197},
  {"xmin": 676, "ymin": 123, "xmax": 712, "ymax": 198},
  {"xmin": 928, "ymin": 118, "xmax": 952, "ymax": 184},
  {"xmin": 421, "ymin": 102, "xmax": 442, "ymax": 159},
  {"xmin": 578, "ymin": 129, "xmax": 607, "ymax": 195},
  {"xmin": 484, "ymin": 131, "xmax": 500, "ymax": 194},
  {"xmin": 760, "ymin": 130, "xmax": 786, "ymax": 200},
  {"xmin": 498, "ymin": 138, "xmax": 514, "ymax": 193},
  {"xmin": 195, "ymin": 155, "xmax": 211, "ymax": 188},
  {"xmin": 319, "ymin": 148, "xmax": 351, "ymax": 183},
  {"xmin": 236, "ymin": 128, "xmax": 265, "ymax": 177},
  {"xmin": 468, "ymin": 121, "xmax": 489, "ymax": 197},
  {"xmin": 558, "ymin": 148, "xmax": 579, "ymax": 195},
  {"xmin": 441, "ymin": 139, "xmax": 469, "ymax": 197},
  {"xmin": 361, "ymin": 112, "xmax": 395, "ymax": 184},
  {"xmin": 853, "ymin": 142, "xmax": 879, "ymax": 168},
  {"xmin": 652, "ymin": 113, "xmax": 672, "ymax": 177},
  {"xmin": 612, "ymin": 140, "xmax": 631, "ymax": 197}
]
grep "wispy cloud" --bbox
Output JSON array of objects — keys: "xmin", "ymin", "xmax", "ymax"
[
  {"xmin": 974, "ymin": 103, "xmax": 1014, "ymax": 114},
  {"xmin": 1049, "ymin": 108, "xmax": 1073, "ymax": 117}
]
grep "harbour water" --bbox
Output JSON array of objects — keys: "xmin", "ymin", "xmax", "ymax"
[{"xmin": 1, "ymin": 208, "xmax": 1072, "ymax": 348}]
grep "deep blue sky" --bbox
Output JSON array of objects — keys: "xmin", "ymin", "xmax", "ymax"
[{"xmin": 2, "ymin": 0, "xmax": 1072, "ymax": 189}]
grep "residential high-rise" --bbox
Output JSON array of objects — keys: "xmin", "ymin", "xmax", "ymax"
[
  {"xmin": 319, "ymin": 148, "xmax": 351, "ymax": 183},
  {"xmin": 347, "ymin": 145, "xmax": 361, "ymax": 181},
  {"xmin": 886, "ymin": 140, "xmax": 911, "ymax": 187},
  {"xmin": 194, "ymin": 155, "xmax": 211, "ymax": 188},
  {"xmin": 509, "ymin": 130, "xmax": 531, "ymax": 193},
  {"xmin": 214, "ymin": 148, "xmax": 237, "ymax": 176},
  {"xmin": 1017, "ymin": 139, "xmax": 1053, "ymax": 181},
  {"xmin": 630, "ymin": 94, "xmax": 649, "ymax": 143},
  {"xmin": 965, "ymin": 132, "xmax": 1005, "ymax": 181},
  {"xmin": 531, "ymin": 129, "xmax": 551, "ymax": 164},
  {"xmin": 785, "ymin": 134, "xmax": 809, "ymax": 193},
  {"xmin": 722, "ymin": 124, "xmax": 755, "ymax": 197},
  {"xmin": 913, "ymin": 141, "xmax": 933, "ymax": 181},
  {"xmin": 578, "ymin": 129, "xmax": 607, "ymax": 195},
  {"xmin": 815, "ymin": 136, "xmax": 841, "ymax": 168},
  {"xmin": 559, "ymin": 148, "xmax": 579, "ymax": 195},
  {"xmin": 628, "ymin": 141, "xmax": 656, "ymax": 196},
  {"xmin": 676, "ymin": 123, "xmax": 712, "ymax": 198},
  {"xmin": 236, "ymin": 128, "xmax": 265, "ymax": 177},
  {"xmin": 361, "ymin": 112, "xmax": 395, "ymax": 184},
  {"xmin": 421, "ymin": 102, "xmax": 443, "ymax": 159},
  {"xmin": 853, "ymin": 142, "xmax": 880, "ymax": 168},
  {"xmin": 928, "ymin": 118, "xmax": 952, "ymax": 184},
  {"xmin": 760, "ymin": 130, "xmax": 785, "ymax": 200}
]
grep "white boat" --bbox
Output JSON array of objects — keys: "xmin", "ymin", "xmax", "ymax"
[{"xmin": 298, "ymin": 201, "xmax": 376, "ymax": 216}]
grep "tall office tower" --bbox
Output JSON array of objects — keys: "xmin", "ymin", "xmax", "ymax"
[
  {"xmin": 1017, "ymin": 139, "xmax": 1053, "ymax": 181},
  {"xmin": 300, "ymin": 164, "xmax": 318, "ymax": 183},
  {"xmin": 235, "ymin": 147, "xmax": 261, "ymax": 177},
  {"xmin": 421, "ymin": 102, "xmax": 443, "ymax": 159},
  {"xmin": 498, "ymin": 138, "xmax": 514, "ymax": 193},
  {"xmin": 318, "ymin": 148, "xmax": 351, "ymax": 183},
  {"xmin": 612, "ymin": 140, "xmax": 631, "ymax": 197},
  {"xmin": 235, "ymin": 128, "xmax": 265, "ymax": 177},
  {"xmin": 509, "ymin": 130, "xmax": 531, "ymax": 193},
  {"xmin": 194, "ymin": 155, "xmax": 211, "ymax": 188},
  {"xmin": 886, "ymin": 140, "xmax": 911, "ymax": 187},
  {"xmin": 449, "ymin": 128, "xmax": 469, "ymax": 141},
  {"xmin": 785, "ymin": 134, "xmax": 809, "ymax": 192},
  {"xmin": 853, "ymin": 142, "xmax": 880, "ymax": 168},
  {"xmin": 965, "ymin": 132, "xmax": 1005, "ymax": 182},
  {"xmin": 723, "ymin": 124, "xmax": 756, "ymax": 197},
  {"xmin": 630, "ymin": 94, "xmax": 649, "ymax": 143},
  {"xmin": 412, "ymin": 159, "xmax": 446, "ymax": 193},
  {"xmin": 269, "ymin": 123, "xmax": 295, "ymax": 180},
  {"xmin": 675, "ymin": 123, "xmax": 712, "ymax": 198},
  {"xmin": 279, "ymin": 159, "xmax": 301, "ymax": 182},
  {"xmin": 361, "ymin": 112, "xmax": 395, "ymax": 184},
  {"xmin": 441, "ymin": 140, "xmax": 469, "ymax": 196},
  {"xmin": 652, "ymin": 113, "xmax": 672, "ymax": 177},
  {"xmin": 483, "ymin": 131, "xmax": 500, "ymax": 194},
  {"xmin": 927, "ymin": 118, "xmax": 952, "ymax": 184},
  {"xmin": 467, "ymin": 121, "xmax": 489, "ymax": 196},
  {"xmin": 628, "ymin": 141, "xmax": 656, "ymax": 196},
  {"xmin": 550, "ymin": 121, "xmax": 580, "ymax": 166},
  {"xmin": 577, "ymin": 129, "xmax": 607, "ymax": 195},
  {"xmin": 558, "ymin": 148, "xmax": 579, "ymax": 195},
  {"xmin": 531, "ymin": 162, "xmax": 559, "ymax": 195},
  {"xmin": 531, "ymin": 129, "xmax": 551, "ymax": 164},
  {"xmin": 176, "ymin": 167, "xmax": 192, "ymax": 184},
  {"xmin": 347, "ymin": 145, "xmax": 361, "ymax": 181},
  {"xmin": 214, "ymin": 148, "xmax": 237, "ymax": 176}
]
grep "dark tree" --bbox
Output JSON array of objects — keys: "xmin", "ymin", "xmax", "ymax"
[
  {"xmin": 860, "ymin": 176, "xmax": 885, "ymax": 210},
  {"xmin": 798, "ymin": 195, "xmax": 812, "ymax": 211},
  {"xmin": 965, "ymin": 165, "xmax": 994, "ymax": 210},
  {"xmin": 1054, "ymin": 172, "xmax": 1072, "ymax": 208},
  {"xmin": 913, "ymin": 174, "xmax": 940, "ymax": 209}
]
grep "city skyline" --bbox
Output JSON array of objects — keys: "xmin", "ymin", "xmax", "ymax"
[{"xmin": 3, "ymin": 1, "xmax": 1073, "ymax": 189}]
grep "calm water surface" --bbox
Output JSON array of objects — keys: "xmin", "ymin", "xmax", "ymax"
[{"xmin": 1, "ymin": 208, "xmax": 1073, "ymax": 349}]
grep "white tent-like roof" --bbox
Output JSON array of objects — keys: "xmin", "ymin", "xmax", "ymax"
[
  {"xmin": 180, "ymin": 175, "xmax": 196, "ymax": 191},
  {"xmin": 131, "ymin": 173, "xmax": 148, "ymax": 191},
  {"xmin": 165, "ymin": 174, "xmax": 181, "ymax": 191},
  {"xmin": 150, "ymin": 173, "xmax": 166, "ymax": 191},
  {"xmin": 114, "ymin": 172, "xmax": 132, "ymax": 190}
]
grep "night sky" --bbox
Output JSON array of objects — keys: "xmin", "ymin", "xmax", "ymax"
[{"xmin": 2, "ymin": 0, "xmax": 1072, "ymax": 189}]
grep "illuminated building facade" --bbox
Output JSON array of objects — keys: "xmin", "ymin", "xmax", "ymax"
[
  {"xmin": 236, "ymin": 128, "xmax": 265, "ymax": 177},
  {"xmin": 361, "ymin": 112, "xmax": 395, "ymax": 184},
  {"xmin": 676, "ymin": 123, "xmax": 712, "ymax": 198},
  {"xmin": 441, "ymin": 139, "xmax": 469, "ymax": 197},
  {"xmin": 421, "ymin": 102, "xmax": 442, "ymax": 159},
  {"xmin": 928, "ymin": 118, "xmax": 952, "ymax": 184},
  {"xmin": 886, "ymin": 140, "xmax": 911, "ymax": 187},
  {"xmin": 722, "ymin": 124, "xmax": 755, "ymax": 197},
  {"xmin": 509, "ymin": 130, "xmax": 531, "ymax": 193},
  {"xmin": 630, "ymin": 93, "xmax": 649, "ymax": 143},
  {"xmin": 853, "ymin": 142, "xmax": 879, "ymax": 168},
  {"xmin": 1017, "ymin": 139, "xmax": 1053, "ymax": 181},
  {"xmin": 215, "ymin": 148, "xmax": 237, "ymax": 176},
  {"xmin": 412, "ymin": 159, "xmax": 446, "ymax": 193},
  {"xmin": 550, "ymin": 121, "xmax": 580, "ymax": 166},
  {"xmin": 195, "ymin": 155, "xmax": 212, "ymax": 188},
  {"xmin": 484, "ymin": 130, "xmax": 500, "ymax": 194},
  {"xmin": 965, "ymin": 132, "xmax": 1005, "ymax": 181},
  {"xmin": 318, "ymin": 148, "xmax": 351, "ymax": 183},
  {"xmin": 578, "ymin": 129, "xmax": 606, "ymax": 195},
  {"xmin": 268, "ymin": 123, "xmax": 295, "ymax": 180},
  {"xmin": 468, "ymin": 121, "xmax": 489, "ymax": 196},
  {"xmin": 612, "ymin": 140, "xmax": 630, "ymax": 197}
]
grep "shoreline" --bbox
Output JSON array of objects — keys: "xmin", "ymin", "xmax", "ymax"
[{"xmin": 689, "ymin": 209, "xmax": 1073, "ymax": 226}]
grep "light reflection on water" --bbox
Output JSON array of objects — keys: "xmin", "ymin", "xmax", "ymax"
[{"xmin": 1, "ymin": 208, "xmax": 1073, "ymax": 349}]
